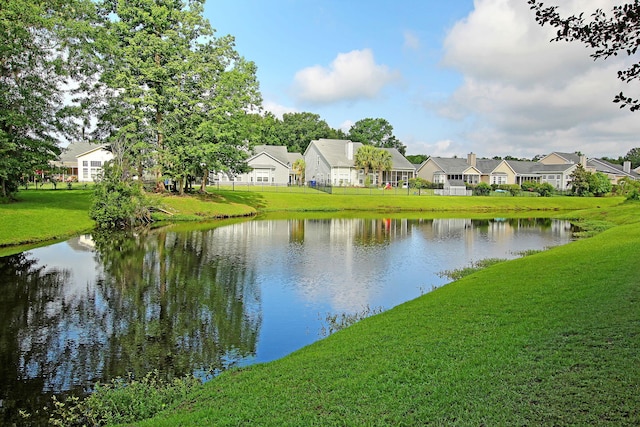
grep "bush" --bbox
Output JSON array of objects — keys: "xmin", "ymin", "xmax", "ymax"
[
  {"xmin": 474, "ymin": 182, "xmax": 491, "ymax": 196},
  {"xmin": 500, "ymin": 184, "xmax": 521, "ymax": 196},
  {"xmin": 48, "ymin": 371, "xmax": 200, "ymax": 426},
  {"xmin": 90, "ymin": 162, "xmax": 152, "ymax": 229},
  {"xmin": 537, "ymin": 182, "xmax": 555, "ymax": 197}
]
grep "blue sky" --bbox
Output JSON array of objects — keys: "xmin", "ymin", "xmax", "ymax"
[{"xmin": 204, "ymin": 0, "xmax": 639, "ymax": 159}]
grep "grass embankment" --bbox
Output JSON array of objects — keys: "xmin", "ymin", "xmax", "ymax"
[
  {"xmin": 1, "ymin": 188, "xmax": 621, "ymax": 253},
  {"xmin": 125, "ymin": 201, "xmax": 639, "ymax": 426}
]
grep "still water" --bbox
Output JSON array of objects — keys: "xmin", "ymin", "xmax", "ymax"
[{"xmin": 0, "ymin": 217, "xmax": 573, "ymax": 420}]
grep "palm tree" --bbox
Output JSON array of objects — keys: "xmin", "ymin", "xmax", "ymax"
[
  {"xmin": 354, "ymin": 145, "xmax": 377, "ymax": 186},
  {"xmin": 292, "ymin": 158, "xmax": 306, "ymax": 185},
  {"xmin": 374, "ymin": 149, "xmax": 393, "ymax": 187}
]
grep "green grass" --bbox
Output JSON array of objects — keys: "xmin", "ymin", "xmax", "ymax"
[
  {"xmin": 2, "ymin": 188, "xmax": 638, "ymax": 425},
  {"xmin": 126, "ymin": 202, "xmax": 640, "ymax": 426},
  {"xmin": 3, "ymin": 189, "xmax": 619, "ymax": 255},
  {"xmin": 0, "ymin": 189, "xmax": 94, "ymax": 253}
]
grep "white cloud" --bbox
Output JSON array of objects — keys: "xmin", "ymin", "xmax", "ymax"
[
  {"xmin": 292, "ymin": 49, "xmax": 401, "ymax": 104},
  {"xmin": 438, "ymin": 0, "xmax": 640, "ymax": 158},
  {"xmin": 403, "ymin": 30, "xmax": 421, "ymax": 51},
  {"xmin": 339, "ymin": 119, "xmax": 354, "ymax": 133},
  {"xmin": 263, "ymin": 100, "xmax": 297, "ymax": 119}
]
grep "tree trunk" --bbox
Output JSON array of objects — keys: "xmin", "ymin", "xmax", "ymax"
[{"xmin": 200, "ymin": 169, "xmax": 208, "ymax": 192}]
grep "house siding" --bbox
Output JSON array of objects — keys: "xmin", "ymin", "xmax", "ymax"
[{"xmin": 77, "ymin": 149, "xmax": 113, "ymax": 182}]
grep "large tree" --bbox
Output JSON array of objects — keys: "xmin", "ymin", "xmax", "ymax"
[
  {"xmin": 0, "ymin": 0, "xmax": 96, "ymax": 198},
  {"xmin": 626, "ymin": 147, "xmax": 640, "ymax": 168},
  {"xmin": 278, "ymin": 112, "xmax": 334, "ymax": 153},
  {"xmin": 529, "ymin": 0, "xmax": 640, "ymax": 111},
  {"xmin": 348, "ymin": 118, "xmax": 406, "ymax": 155},
  {"xmin": 91, "ymin": 0, "xmax": 258, "ymax": 193}
]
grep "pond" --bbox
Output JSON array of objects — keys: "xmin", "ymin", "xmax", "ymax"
[{"xmin": 0, "ymin": 216, "xmax": 574, "ymax": 422}]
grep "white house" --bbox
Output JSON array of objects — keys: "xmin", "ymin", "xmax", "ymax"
[
  {"xmin": 304, "ymin": 139, "xmax": 415, "ymax": 187},
  {"xmin": 211, "ymin": 145, "xmax": 302, "ymax": 186},
  {"xmin": 77, "ymin": 144, "xmax": 113, "ymax": 182},
  {"xmin": 53, "ymin": 141, "xmax": 113, "ymax": 182}
]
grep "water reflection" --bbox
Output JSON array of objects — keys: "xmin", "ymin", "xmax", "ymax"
[{"xmin": 0, "ymin": 217, "xmax": 573, "ymax": 423}]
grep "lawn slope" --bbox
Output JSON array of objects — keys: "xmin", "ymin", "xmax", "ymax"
[{"xmin": 132, "ymin": 203, "xmax": 640, "ymax": 426}]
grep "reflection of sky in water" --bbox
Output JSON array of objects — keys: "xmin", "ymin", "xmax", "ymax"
[
  {"xmin": 2, "ymin": 219, "xmax": 574, "ymax": 399},
  {"xmin": 216, "ymin": 218, "xmax": 573, "ymax": 363}
]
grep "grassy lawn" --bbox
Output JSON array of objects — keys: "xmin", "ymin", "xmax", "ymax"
[
  {"xmin": 125, "ymin": 201, "xmax": 640, "ymax": 426},
  {"xmin": 2, "ymin": 188, "xmax": 622, "ymax": 254},
  {"xmin": 1, "ymin": 188, "xmax": 638, "ymax": 424}
]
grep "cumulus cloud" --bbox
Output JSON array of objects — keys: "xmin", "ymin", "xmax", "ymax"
[
  {"xmin": 292, "ymin": 49, "xmax": 401, "ymax": 104},
  {"xmin": 403, "ymin": 30, "xmax": 421, "ymax": 51},
  {"xmin": 439, "ymin": 0, "xmax": 640, "ymax": 158},
  {"xmin": 263, "ymin": 100, "xmax": 297, "ymax": 119}
]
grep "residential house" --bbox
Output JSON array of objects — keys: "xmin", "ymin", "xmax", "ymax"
[
  {"xmin": 52, "ymin": 141, "xmax": 113, "ymax": 182},
  {"xmin": 540, "ymin": 152, "xmax": 639, "ymax": 184},
  {"xmin": 212, "ymin": 145, "xmax": 302, "ymax": 185},
  {"xmin": 417, "ymin": 152, "xmax": 576, "ymax": 190},
  {"xmin": 303, "ymin": 139, "xmax": 415, "ymax": 187}
]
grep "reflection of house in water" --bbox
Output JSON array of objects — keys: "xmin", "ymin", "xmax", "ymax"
[{"xmin": 65, "ymin": 234, "xmax": 96, "ymax": 251}]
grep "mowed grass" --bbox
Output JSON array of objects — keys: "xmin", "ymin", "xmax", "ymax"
[
  {"xmin": 1, "ymin": 188, "xmax": 638, "ymax": 425},
  {"xmin": 0, "ymin": 188, "xmax": 626, "ymax": 254},
  {"xmin": 0, "ymin": 190, "xmax": 94, "ymax": 250},
  {"xmin": 129, "ymin": 202, "xmax": 640, "ymax": 426}
]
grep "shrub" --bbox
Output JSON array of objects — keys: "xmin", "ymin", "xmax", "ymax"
[
  {"xmin": 474, "ymin": 182, "xmax": 491, "ymax": 196},
  {"xmin": 90, "ymin": 162, "xmax": 152, "ymax": 229},
  {"xmin": 48, "ymin": 371, "xmax": 201, "ymax": 426},
  {"xmin": 537, "ymin": 182, "xmax": 555, "ymax": 197}
]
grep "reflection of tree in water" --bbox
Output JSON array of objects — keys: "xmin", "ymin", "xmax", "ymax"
[
  {"xmin": 0, "ymin": 229, "xmax": 261, "ymax": 424},
  {"xmin": 354, "ymin": 218, "xmax": 394, "ymax": 246},
  {"xmin": 92, "ymin": 229, "xmax": 261, "ymax": 380},
  {"xmin": 0, "ymin": 252, "xmax": 78, "ymax": 422}
]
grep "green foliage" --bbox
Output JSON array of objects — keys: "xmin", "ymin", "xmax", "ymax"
[
  {"xmin": 47, "ymin": 371, "xmax": 200, "ymax": 426},
  {"xmin": 520, "ymin": 181, "xmax": 554, "ymax": 197},
  {"xmin": 499, "ymin": 184, "xmax": 522, "ymax": 196},
  {"xmin": 474, "ymin": 182, "xmax": 491, "ymax": 196},
  {"xmin": 438, "ymin": 258, "xmax": 506, "ymax": 280},
  {"xmin": 570, "ymin": 164, "xmax": 592, "ymax": 196},
  {"xmin": 278, "ymin": 112, "xmax": 335, "ymax": 153},
  {"xmin": 319, "ymin": 305, "xmax": 385, "ymax": 337},
  {"xmin": 408, "ymin": 177, "xmax": 431, "ymax": 189},
  {"xmin": 348, "ymin": 118, "xmax": 406, "ymax": 154},
  {"xmin": 405, "ymin": 154, "xmax": 429, "ymax": 164},
  {"xmin": 0, "ymin": 0, "xmax": 96, "ymax": 198},
  {"xmin": 587, "ymin": 172, "xmax": 612, "ymax": 197},
  {"xmin": 90, "ymin": 163, "xmax": 151, "ymax": 229},
  {"xmin": 626, "ymin": 147, "xmax": 640, "ymax": 168}
]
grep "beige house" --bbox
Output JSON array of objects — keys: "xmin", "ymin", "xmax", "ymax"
[
  {"xmin": 541, "ymin": 152, "xmax": 639, "ymax": 184},
  {"xmin": 417, "ymin": 152, "xmax": 576, "ymax": 190}
]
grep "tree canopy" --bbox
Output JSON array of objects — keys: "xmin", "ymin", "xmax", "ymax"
[
  {"xmin": 529, "ymin": 0, "xmax": 640, "ymax": 111},
  {"xmin": 0, "ymin": 0, "xmax": 96, "ymax": 198},
  {"xmin": 348, "ymin": 118, "xmax": 406, "ymax": 155}
]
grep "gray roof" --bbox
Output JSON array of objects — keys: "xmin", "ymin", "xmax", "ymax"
[
  {"xmin": 429, "ymin": 157, "xmax": 475, "ymax": 174},
  {"xmin": 252, "ymin": 145, "xmax": 293, "ymax": 166},
  {"xmin": 549, "ymin": 152, "xmax": 582, "ymax": 164},
  {"xmin": 589, "ymin": 158, "xmax": 640, "ymax": 178},
  {"xmin": 52, "ymin": 141, "xmax": 108, "ymax": 167}
]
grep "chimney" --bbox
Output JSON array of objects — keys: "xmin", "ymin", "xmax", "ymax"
[
  {"xmin": 467, "ymin": 152, "xmax": 476, "ymax": 167},
  {"xmin": 346, "ymin": 140, "xmax": 353, "ymax": 160},
  {"xmin": 579, "ymin": 155, "xmax": 587, "ymax": 168},
  {"xmin": 623, "ymin": 161, "xmax": 631, "ymax": 173}
]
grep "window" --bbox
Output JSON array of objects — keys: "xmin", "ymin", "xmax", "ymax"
[
  {"xmin": 82, "ymin": 160, "xmax": 88, "ymax": 167},
  {"xmin": 90, "ymin": 160, "xmax": 102, "ymax": 167},
  {"xmin": 491, "ymin": 174, "xmax": 507, "ymax": 185},
  {"xmin": 255, "ymin": 169, "xmax": 269, "ymax": 182}
]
